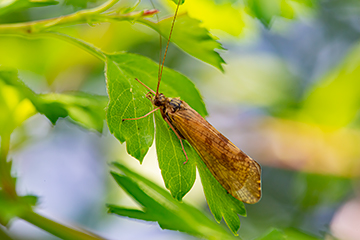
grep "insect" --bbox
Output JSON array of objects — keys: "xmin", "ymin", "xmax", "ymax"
[{"xmin": 123, "ymin": 0, "xmax": 262, "ymax": 204}]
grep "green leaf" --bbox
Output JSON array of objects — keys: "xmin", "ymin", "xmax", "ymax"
[
  {"xmin": 154, "ymin": 112, "xmax": 196, "ymax": 200},
  {"xmin": 171, "ymin": 0, "xmax": 185, "ymax": 5},
  {"xmin": 0, "ymin": 66, "xmax": 107, "ymax": 132},
  {"xmin": 139, "ymin": 13, "xmax": 225, "ymax": 72},
  {"xmin": 196, "ymin": 157, "xmax": 246, "ymax": 235},
  {"xmin": 184, "ymin": 0, "xmax": 247, "ymax": 37},
  {"xmin": 0, "ymin": 67, "xmax": 37, "ymax": 134},
  {"xmin": 105, "ymin": 52, "xmax": 207, "ymax": 163},
  {"xmin": 0, "ymin": 0, "xmax": 58, "ymax": 16},
  {"xmin": 39, "ymin": 93, "xmax": 108, "ymax": 132},
  {"xmin": 0, "ymin": 66, "xmax": 67, "ymax": 125},
  {"xmin": 108, "ymin": 163, "xmax": 235, "ymax": 239}
]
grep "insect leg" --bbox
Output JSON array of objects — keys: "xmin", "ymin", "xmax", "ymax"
[
  {"xmin": 163, "ymin": 116, "xmax": 189, "ymax": 164},
  {"xmin": 122, "ymin": 107, "xmax": 160, "ymax": 121}
]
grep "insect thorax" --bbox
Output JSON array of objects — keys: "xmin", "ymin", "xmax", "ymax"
[{"xmin": 168, "ymin": 98, "xmax": 183, "ymax": 113}]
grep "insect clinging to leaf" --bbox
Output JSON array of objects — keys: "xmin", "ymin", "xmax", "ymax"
[{"xmin": 122, "ymin": 0, "xmax": 262, "ymax": 204}]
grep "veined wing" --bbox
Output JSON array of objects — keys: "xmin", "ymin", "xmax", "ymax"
[{"xmin": 167, "ymin": 101, "xmax": 261, "ymax": 204}]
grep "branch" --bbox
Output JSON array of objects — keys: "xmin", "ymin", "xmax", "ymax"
[
  {"xmin": 0, "ymin": 133, "xmax": 16, "ymax": 198},
  {"xmin": 36, "ymin": 32, "xmax": 107, "ymax": 62},
  {"xmin": 0, "ymin": 227, "xmax": 13, "ymax": 240},
  {"xmin": 86, "ymin": 0, "xmax": 119, "ymax": 14},
  {"xmin": 0, "ymin": 0, "xmax": 158, "ymax": 36},
  {"xmin": 19, "ymin": 210, "xmax": 105, "ymax": 240}
]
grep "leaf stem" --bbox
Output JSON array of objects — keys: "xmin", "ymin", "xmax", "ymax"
[
  {"xmin": 19, "ymin": 210, "xmax": 105, "ymax": 240},
  {"xmin": 37, "ymin": 32, "xmax": 107, "ymax": 62},
  {"xmin": 0, "ymin": 0, "xmax": 158, "ymax": 36},
  {"xmin": 0, "ymin": 133, "xmax": 16, "ymax": 198},
  {"xmin": 0, "ymin": 227, "xmax": 13, "ymax": 240},
  {"xmin": 0, "ymin": 133, "xmax": 10, "ymax": 166}
]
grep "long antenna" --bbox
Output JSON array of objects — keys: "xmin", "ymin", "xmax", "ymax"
[
  {"xmin": 156, "ymin": 0, "xmax": 182, "ymax": 95},
  {"xmin": 150, "ymin": 0, "xmax": 162, "ymax": 84}
]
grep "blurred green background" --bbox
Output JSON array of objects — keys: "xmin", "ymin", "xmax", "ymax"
[{"xmin": 1, "ymin": 0, "xmax": 360, "ymax": 239}]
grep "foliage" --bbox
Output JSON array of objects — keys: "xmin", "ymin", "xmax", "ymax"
[
  {"xmin": 0, "ymin": 0, "xmax": 246, "ymax": 238},
  {"xmin": 140, "ymin": 13, "xmax": 226, "ymax": 71},
  {"xmin": 105, "ymin": 52, "xmax": 207, "ymax": 161},
  {"xmin": 0, "ymin": 0, "xmax": 357, "ymax": 239},
  {"xmin": 245, "ymin": 0, "xmax": 316, "ymax": 27},
  {"xmin": 108, "ymin": 163, "xmax": 235, "ymax": 239},
  {"xmin": 0, "ymin": 66, "xmax": 107, "ymax": 131}
]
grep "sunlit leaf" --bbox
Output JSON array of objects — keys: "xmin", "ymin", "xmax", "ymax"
[
  {"xmin": 155, "ymin": 112, "xmax": 196, "ymax": 200},
  {"xmin": 105, "ymin": 52, "xmax": 207, "ymax": 163},
  {"xmin": 139, "ymin": 13, "xmax": 225, "ymax": 72},
  {"xmin": 0, "ymin": 68, "xmax": 36, "ymax": 134},
  {"xmin": 196, "ymin": 158, "xmax": 246, "ymax": 235},
  {"xmin": 170, "ymin": 0, "xmax": 185, "ymax": 5},
  {"xmin": 108, "ymin": 163, "xmax": 235, "ymax": 239},
  {"xmin": 183, "ymin": 0, "xmax": 246, "ymax": 36},
  {"xmin": 105, "ymin": 51, "xmax": 205, "ymax": 199}
]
